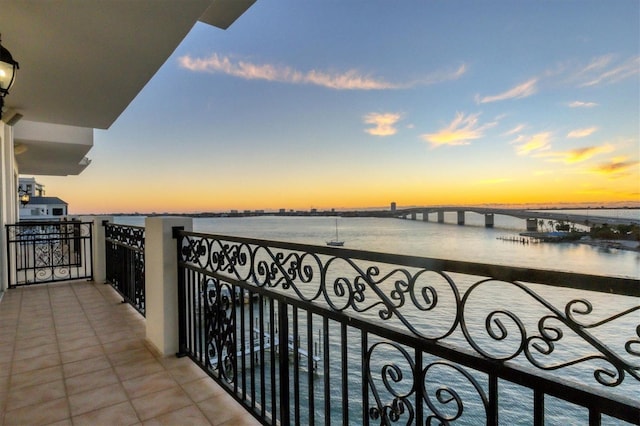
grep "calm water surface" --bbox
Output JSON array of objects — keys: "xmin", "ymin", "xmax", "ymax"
[
  {"xmin": 117, "ymin": 209, "xmax": 639, "ymax": 278},
  {"xmin": 115, "ymin": 210, "xmax": 639, "ymax": 424}
]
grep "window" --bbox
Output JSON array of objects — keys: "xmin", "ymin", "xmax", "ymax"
[{"xmin": 52, "ymin": 208, "xmax": 64, "ymax": 216}]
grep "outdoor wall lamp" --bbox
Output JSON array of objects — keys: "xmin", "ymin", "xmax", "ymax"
[
  {"xmin": 0, "ymin": 34, "xmax": 19, "ymax": 120},
  {"xmin": 18, "ymin": 188, "xmax": 29, "ymax": 206}
]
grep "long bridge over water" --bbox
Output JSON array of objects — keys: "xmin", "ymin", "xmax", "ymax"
[{"xmin": 389, "ymin": 206, "xmax": 639, "ymax": 230}]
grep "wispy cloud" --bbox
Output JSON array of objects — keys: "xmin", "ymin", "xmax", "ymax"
[
  {"xmin": 573, "ymin": 55, "xmax": 640, "ymax": 87},
  {"xmin": 515, "ymin": 132, "xmax": 552, "ymax": 156},
  {"xmin": 503, "ymin": 124, "xmax": 526, "ymax": 136},
  {"xmin": 179, "ymin": 53, "xmax": 466, "ymax": 90},
  {"xmin": 476, "ymin": 78, "xmax": 538, "ymax": 104},
  {"xmin": 363, "ymin": 113, "xmax": 402, "ymax": 136},
  {"xmin": 591, "ymin": 157, "xmax": 640, "ymax": 178},
  {"xmin": 567, "ymin": 127, "xmax": 598, "ymax": 139},
  {"xmin": 421, "ymin": 112, "xmax": 497, "ymax": 147},
  {"xmin": 540, "ymin": 144, "xmax": 614, "ymax": 164},
  {"xmin": 568, "ymin": 101, "xmax": 598, "ymax": 108}
]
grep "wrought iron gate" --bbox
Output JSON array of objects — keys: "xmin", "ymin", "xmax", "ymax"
[{"xmin": 5, "ymin": 220, "xmax": 93, "ymax": 288}]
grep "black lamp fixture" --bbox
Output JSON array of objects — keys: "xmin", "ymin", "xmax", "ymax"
[
  {"xmin": 18, "ymin": 187, "xmax": 30, "ymax": 207},
  {"xmin": 0, "ymin": 34, "xmax": 20, "ymax": 120}
]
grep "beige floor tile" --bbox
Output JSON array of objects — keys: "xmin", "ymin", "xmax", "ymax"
[
  {"xmin": 43, "ymin": 419, "xmax": 72, "ymax": 426},
  {"xmin": 14, "ymin": 333, "xmax": 56, "ymax": 351},
  {"xmin": 198, "ymin": 392, "xmax": 248, "ymax": 425},
  {"xmin": 71, "ymin": 400, "xmax": 140, "ymax": 426},
  {"xmin": 98, "ymin": 329, "xmax": 139, "ymax": 344},
  {"xmin": 11, "ymin": 352, "xmax": 61, "ymax": 374},
  {"xmin": 181, "ymin": 377, "xmax": 226, "ymax": 403},
  {"xmin": 68, "ymin": 382, "xmax": 129, "ymax": 416},
  {"xmin": 62, "ymin": 354, "xmax": 111, "ymax": 378},
  {"xmin": 57, "ymin": 334, "xmax": 100, "ymax": 351},
  {"xmin": 0, "ymin": 361, "xmax": 10, "ymax": 378},
  {"xmin": 5, "ymin": 378, "xmax": 66, "ymax": 411},
  {"xmin": 15, "ymin": 326, "xmax": 55, "ymax": 340},
  {"xmin": 60, "ymin": 344, "xmax": 104, "ymax": 364},
  {"xmin": 122, "ymin": 371, "xmax": 178, "ymax": 399},
  {"xmin": 10, "ymin": 365, "xmax": 63, "ymax": 389},
  {"xmin": 131, "ymin": 387, "xmax": 193, "ymax": 421},
  {"xmin": 218, "ymin": 414, "xmax": 262, "ymax": 426},
  {"xmin": 103, "ymin": 338, "xmax": 148, "ymax": 355},
  {"xmin": 65, "ymin": 367, "xmax": 119, "ymax": 395},
  {"xmin": 13, "ymin": 341, "xmax": 58, "ymax": 361},
  {"xmin": 56, "ymin": 328, "xmax": 96, "ymax": 344},
  {"xmin": 0, "ymin": 347, "xmax": 13, "ymax": 364},
  {"xmin": 115, "ymin": 358, "xmax": 165, "ymax": 382},
  {"xmin": 167, "ymin": 361, "xmax": 208, "ymax": 384},
  {"xmin": 3, "ymin": 396, "xmax": 69, "ymax": 426},
  {"xmin": 142, "ymin": 404, "xmax": 211, "ymax": 426},
  {"xmin": 108, "ymin": 346, "xmax": 155, "ymax": 366}
]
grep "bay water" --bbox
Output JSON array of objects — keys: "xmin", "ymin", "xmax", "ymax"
[{"xmin": 115, "ymin": 210, "xmax": 639, "ymax": 424}]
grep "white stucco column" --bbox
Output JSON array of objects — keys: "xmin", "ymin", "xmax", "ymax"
[
  {"xmin": 145, "ymin": 216, "xmax": 193, "ymax": 357},
  {"xmin": 81, "ymin": 216, "xmax": 113, "ymax": 283}
]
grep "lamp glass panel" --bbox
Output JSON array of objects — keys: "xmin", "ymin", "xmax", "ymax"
[{"xmin": 0, "ymin": 60, "xmax": 15, "ymax": 92}]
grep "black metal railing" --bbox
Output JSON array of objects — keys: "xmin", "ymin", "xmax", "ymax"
[
  {"xmin": 104, "ymin": 222, "xmax": 145, "ymax": 316},
  {"xmin": 174, "ymin": 229, "xmax": 639, "ymax": 426},
  {"xmin": 5, "ymin": 220, "xmax": 93, "ymax": 287}
]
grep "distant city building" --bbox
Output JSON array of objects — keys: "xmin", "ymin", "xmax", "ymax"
[
  {"xmin": 18, "ymin": 177, "xmax": 45, "ymax": 197},
  {"xmin": 18, "ymin": 177, "xmax": 68, "ymax": 221},
  {"xmin": 230, "ymin": 210, "xmax": 238, "ymax": 214},
  {"xmin": 279, "ymin": 208, "xmax": 286, "ymax": 214},
  {"xmin": 390, "ymin": 202, "xmax": 396, "ymax": 211}
]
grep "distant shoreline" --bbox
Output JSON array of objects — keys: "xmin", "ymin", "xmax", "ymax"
[{"xmin": 575, "ymin": 238, "xmax": 640, "ymax": 252}]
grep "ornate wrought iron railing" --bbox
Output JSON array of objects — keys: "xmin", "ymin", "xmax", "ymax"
[
  {"xmin": 5, "ymin": 220, "xmax": 93, "ymax": 287},
  {"xmin": 104, "ymin": 222, "xmax": 145, "ymax": 316},
  {"xmin": 174, "ymin": 228, "xmax": 639, "ymax": 426}
]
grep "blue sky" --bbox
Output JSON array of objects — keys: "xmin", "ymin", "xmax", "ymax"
[{"xmin": 46, "ymin": 0, "xmax": 639, "ymax": 214}]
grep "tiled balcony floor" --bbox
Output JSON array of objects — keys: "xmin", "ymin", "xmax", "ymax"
[{"xmin": 0, "ymin": 281, "xmax": 260, "ymax": 426}]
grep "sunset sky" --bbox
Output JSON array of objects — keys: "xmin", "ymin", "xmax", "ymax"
[{"xmin": 42, "ymin": 1, "xmax": 639, "ymax": 214}]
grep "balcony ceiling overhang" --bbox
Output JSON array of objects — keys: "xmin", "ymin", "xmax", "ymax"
[
  {"xmin": 13, "ymin": 120, "xmax": 93, "ymax": 176},
  {"xmin": 0, "ymin": 0, "xmax": 256, "ymax": 129}
]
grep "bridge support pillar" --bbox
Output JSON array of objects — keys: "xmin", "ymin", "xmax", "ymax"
[
  {"xmin": 411, "ymin": 212, "xmax": 416, "ymax": 220},
  {"xmin": 485, "ymin": 214, "xmax": 494, "ymax": 228},
  {"xmin": 526, "ymin": 218, "xmax": 538, "ymax": 231},
  {"xmin": 422, "ymin": 210, "xmax": 429, "ymax": 222},
  {"xmin": 457, "ymin": 211, "xmax": 465, "ymax": 225},
  {"xmin": 437, "ymin": 211, "xmax": 445, "ymax": 223}
]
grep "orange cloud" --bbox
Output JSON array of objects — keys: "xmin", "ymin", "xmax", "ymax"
[
  {"xmin": 179, "ymin": 53, "xmax": 466, "ymax": 90},
  {"xmin": 515, "ymin": 133, "xmax": 552, "ymax": 155},
  {"xmin": 363, "ymin": 113, "xmax": 402, "ymax": 136},
  {"xmin": 477, "ymin": 78, "xmax": 538, "ymax": 103},
  {"xmin": 567, "ymin": 127, "xmax": 598, "ymax": 139},
  {"xmin": 421, "ymin": 112, "xmax": 496, "ymax": 147},
  {"xmin": 540, "ymin": 144, "xmax": 614, "ymax": 164},
  {"xmin": 591, "ymin": 158, "xmax": 640, "ymax": 178}
]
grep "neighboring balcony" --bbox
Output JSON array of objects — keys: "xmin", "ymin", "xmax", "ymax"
[{"xmin": 1, "ymin": 217, "xmax": 639, "ymax": 425}]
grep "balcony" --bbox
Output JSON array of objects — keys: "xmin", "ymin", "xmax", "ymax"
[
  {"xmin": 0, "ymin": 280, "xmax": 259, "ymax": 425},
  {"xmin": 2, "ymin": 217, "xmax": 639, "ymax": 425}
]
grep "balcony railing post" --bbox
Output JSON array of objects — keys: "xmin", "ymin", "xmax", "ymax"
[
  {"xmin": 144, "ymin": 216, "xmax": 192, "ymax": 356},
  {"xmin": 172, "ymin": 226, "xmax": 187, "ymax": 357},
  {"xmin": 278, "ymin": 301, "xmax": 290, "ymax": 426},
  {"xmin": 81, "ymin": 215, "xmax": 112, "ymax": 283}
]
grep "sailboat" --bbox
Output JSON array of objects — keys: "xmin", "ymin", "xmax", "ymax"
[{"xmin": 326, "ymin": 218, "xmax": 344, "ymax": 246}]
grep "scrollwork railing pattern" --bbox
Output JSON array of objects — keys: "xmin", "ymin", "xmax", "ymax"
[
  {"xmin": 175, "ymin": 230, "xmax": 639, "ymax": 425},
  {"xmin": 6, "ymin": 221, "xmax": 93, "ymax": 287}
]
